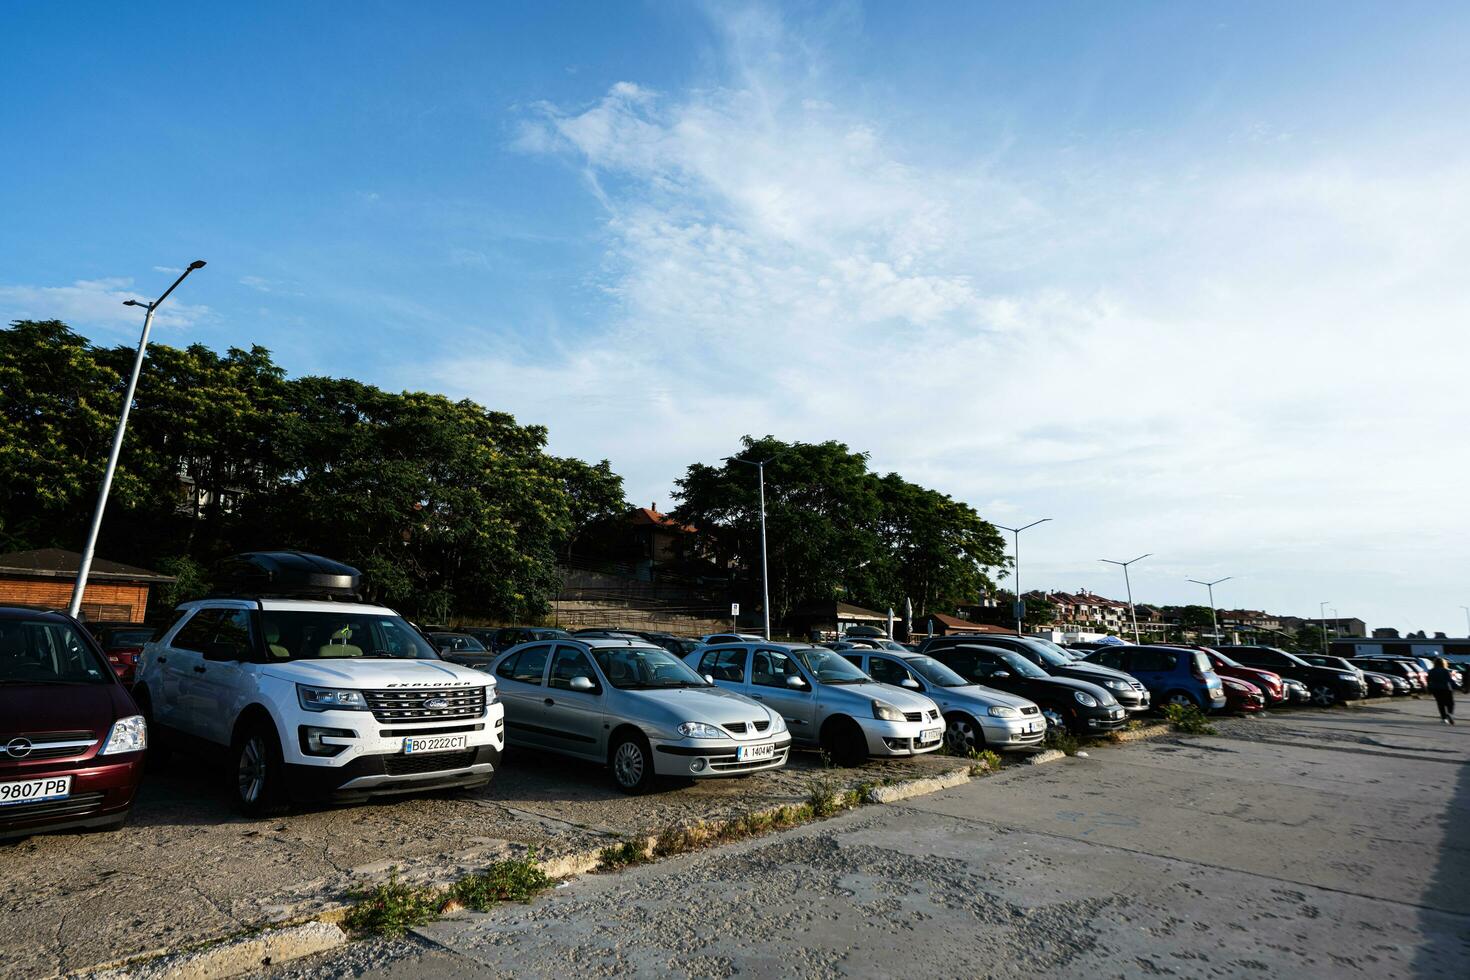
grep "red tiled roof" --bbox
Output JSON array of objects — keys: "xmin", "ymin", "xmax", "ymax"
[{"xmin": 628, "ymin": 508, "xmax": 696, "ymax": 533}]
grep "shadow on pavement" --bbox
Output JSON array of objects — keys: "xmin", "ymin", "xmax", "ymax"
[{"xmin": 1412, "ymin": 717, "xmax": 1470, "ymax": 976}]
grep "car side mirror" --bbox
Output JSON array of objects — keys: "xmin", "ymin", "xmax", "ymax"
[
  {"xmin": 569, "ymin": 675, "xmax": 596, "ymax": 692},
  {"xmin": 786, "ymin": 674, "xmax": 808, "ymax": 689},
  {"xmin": 704, "ymin": 674, "xmax": 715, "ymax": 685},
  {"xmin": 991, "ymin": 670, "xmax": 1011, "ymax": 680},
  {"xmin": 900, "ymin": 678, "xmax": 920, "ymax": 690}
]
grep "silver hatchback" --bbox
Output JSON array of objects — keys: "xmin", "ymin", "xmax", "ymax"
[
  {"xmin": 685, "ymin": 642, "xmax": 944, "ymax": 766},
  {"xmin": 838, "ymin": 650, "xmax": 1046, "ymax": 752},
  {"xmin": 492, "ymin": 638, "xmax": 790, "ymax": 793}
]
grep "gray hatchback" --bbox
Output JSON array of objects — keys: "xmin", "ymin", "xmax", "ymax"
[{"xmin": 492, "ymin": 637, "xmax": 791, "ymax": 793}]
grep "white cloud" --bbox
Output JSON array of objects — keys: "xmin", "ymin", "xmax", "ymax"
[
  {"xmin": 0, "ymin": 277, "xmax": 211, "ymax": 332},
  {"xmin": 429, "ymin": 7, "xmax": 1470, "ymax": 632}
]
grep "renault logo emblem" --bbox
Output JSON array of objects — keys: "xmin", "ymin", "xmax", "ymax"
[
  {"xmin": 424, "ymin": 698, "xmax": 449, "ymax": 709},
  {"xmin": 5, "ymin": 737, "xmax": 32, "ymax": 758}
]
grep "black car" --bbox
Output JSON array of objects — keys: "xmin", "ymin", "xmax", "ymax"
[
  {"xmin": 464, "ymin": 626, "xmax": 572, "ymax": 653},
  {"xmin": 1346, "ymin": 657, "xmax": 1425, "ymax": 691},
  {"xmin": 924, "ymin": 644, "xmax": 1127, "ymax": 735},
  {"xmin": 920, "ymin": 634, "xmax": 1151, "ymax": 714},
  {"xmin": 1215, "ymin": 645, "xmax": 1366, "ymax": 706}
]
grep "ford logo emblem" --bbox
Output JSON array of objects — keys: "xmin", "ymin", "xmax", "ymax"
[
  {"xmin": 424, "ymin": 698, "xmax": 449, "ymax": 709},
  {"xmin": 5, "ymin": 737, "xmax": 32, "ymax": 758}
]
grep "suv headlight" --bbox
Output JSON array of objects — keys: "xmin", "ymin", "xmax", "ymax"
[
  {"xmin": 1073, "ymin": 691, "xmax": 1099, "ymax": 707},
  {"xmin": 987, "ymin": 705, "xmax": 1020, "ymax": 719},
  {"xmin": 298, "ymin": 685, "xmax": 370, "ymax": 712},
  {"xmin": 872, "ymin": 700, "xmax": 906, "ymax": 722},
  {"xmin": 100, "ymin": 714, "xmax": 147, "ymax": 755},
  {"xmin": 677, "ymin": 721, "xmax": 724, "ymax": 738}
]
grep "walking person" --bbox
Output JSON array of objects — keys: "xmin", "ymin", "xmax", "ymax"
[{"xmin": 1427, "ymin": 658, "xmax": 1456, "ymax": 725}]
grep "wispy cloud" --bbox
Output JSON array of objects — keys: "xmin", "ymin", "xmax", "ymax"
[
  {"xmin": 432, "ymin": 7, "xmax": 1470, "ymax": 627},
  {"xmin": 0, "ymin": 277, "xmax": 211, "ymax": 331}
]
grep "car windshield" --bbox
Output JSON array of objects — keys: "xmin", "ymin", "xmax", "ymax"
[
  {"xmin": 995, "ymin": 650, "xmax": 1049, "ymax": 679},
  {"xmin": 437, "ymin": 634, "xmax": 486, "ymax": 652},
  {"xmin": 260, "ymin": 611, "xmax": 441, "ymax": 660},
  {"xmin": 1031, "ymin": 638, "xmax": 1077, "ymax": 662},
  {"xmin": 794, "ymin": 647, "xmax": 873, "ymax": 684},
  {"xmin": 1210, "ymin": 650, "xmax": 1243, "ymax": 668},
  {"xmin": 1028, "ymin": 644, "xmax": 1073, "ymax": 668},
  {"xmin": 104, "ymin": 628, "xmax": 154, "ymax": 648},
  {"xmin": 592, "ymin": 646, "xmax": 708, "ymax": 689},
  {"xmin": 0, "ymin": 619, "xmax": 112, "ymax": 685},
  {"xmin": 905, "ymin": 655, "xmax": 971, "ymax": 688}
]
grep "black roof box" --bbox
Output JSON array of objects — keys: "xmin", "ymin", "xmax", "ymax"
[{"xmin": 212, "ymin": 552, "xmax": 362, "ymax": 600}]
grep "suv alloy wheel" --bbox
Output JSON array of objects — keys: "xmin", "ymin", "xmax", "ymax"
[
  {"xmin": 233, "ymin": 721, "xmax": 289, "ymax": 816},
  {"xmin": 1308, "ymin": 684, "xmax": 1336, "ymax": 707}
]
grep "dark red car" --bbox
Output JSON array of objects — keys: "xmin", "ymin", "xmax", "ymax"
[
  {"xmin": 1220, "ymin": 675, "xmax": 1265, "ymax": 713},
  {"xmin": 89, "ymin": 623, "xmax": 156, "ymax": 686},
  {"xmin": 1200, "ymin": 648, "xmax": 1286, "ymax": 705},
  {"xmin": 1, "ymin": 608, "xmax": 147, "ymax": 839}
]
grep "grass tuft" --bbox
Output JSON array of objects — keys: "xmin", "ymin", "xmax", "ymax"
[
  {"xmin": 1162, "ymin": 703, "xmax": 1217, "ymax": 735},
  {"xmin": 448, "ymin": 858, "xmax": 552, "ymax": 911},
  {"xmin": 342, "ymin": 868, "xmax": 441, "ymax": 938},
  {"xmin": 806, "ymin": 773, "xmax": 843, "ymax": 817},
  {"xmin": 1043, "ymin": 727, "xmax": 1080, "ymax": 756},
  {"xmin": 597, "ymin": 838, "xmax": 651, "ymax": 871}
]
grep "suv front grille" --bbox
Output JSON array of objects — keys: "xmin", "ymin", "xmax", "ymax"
[
  {"xmin": 383, "ymin": 749, "xmax": 478, "ymax": 775},
  {"xmin": 362, "ymin": 687, "xmax": 486, "ymax": 724}
]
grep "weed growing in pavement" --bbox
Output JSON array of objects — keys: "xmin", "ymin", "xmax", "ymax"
[
  {"xmin": 1043, "ymin": 728, "xmax": 1080, "ymax": 756},
  {"xmin": 806, "ymin": 773, "xmax": 843, "ymax": 816},
  {"xmin": 342, "ymin": 867, "xmax": 441, "ymax": 938},
  {"xmin": 971, "ymin": 749, "xmax": 1002, "ymax": 773},
  {"xmin": 448, "ymin": 858, "xmax": 552, "ymax": 911},
  {"xmin": 1163, "ymin": 703, "xmax": 1217, "ymax": 735},
  {"xmin": 597, "ymin": 838, "xmax": 651, "ymax": 871}
]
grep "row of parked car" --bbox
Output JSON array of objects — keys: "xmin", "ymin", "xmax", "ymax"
[{"xmin": 2, "ymin": 551, "xmax": 1454, "ymax": 842}]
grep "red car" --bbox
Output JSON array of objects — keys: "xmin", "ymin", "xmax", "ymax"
[
  {"xmin": 1221, "ymin": 675, "xmax": 1265, "ymax": 713},
  {"xmin": 90, "ymin": 623, "xmax": 156, "ymax": 686},
  {"xmin": 1, "ymin": 607, "xmax": 147, "ymax": 839},
  {"xmin": 1199, "ymin": 648, "xmax": 1286, "ymax": 705}
]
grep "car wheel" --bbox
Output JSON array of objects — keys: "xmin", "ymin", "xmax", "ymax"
[
  {"xmin": 943, "ymin": 713, "xmax": 983, "ymax": 754},
  {"xmin": 1309, "ymin": 684, "xmax": 1337, "ymax": 707},
  {"xmin": 1164, "ymin": 691, "xmax": 1198, "ymax": 709},
  {"xmin": 609, "ymin": 732, "xmax": 655, "ymax": 794},
  {"xmin": 820, "ymin": 716, "xmax": 869, "ymax": 767},
  {"xmin": 232, "ymin": 721, "xmax": 289, "ymax": 816}
]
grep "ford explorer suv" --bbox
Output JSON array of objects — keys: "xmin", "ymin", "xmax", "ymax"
[{"xmin": 132, "ymin": 552, "xmax": 505, "ymax": 815}]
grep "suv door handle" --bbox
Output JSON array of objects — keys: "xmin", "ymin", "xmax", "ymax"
[
  {"xmin": 157, "ymin": 656, "xmax": 167, "ymax": 664},
  {"xmin": 544, "ymin": 698, "xmax": 555, "ymax": 706},
  {"xmin": 193, "ymin": 666, "xmax": 207, "ymax": 673}
]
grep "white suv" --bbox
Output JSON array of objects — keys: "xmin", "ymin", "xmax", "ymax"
[{"xmin": 134, "ymin": 596, "xmax": 504, "ymax": 814}]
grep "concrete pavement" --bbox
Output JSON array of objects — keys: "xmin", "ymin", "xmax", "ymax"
[{"xmin": 257, "ymin": 698, "xmax": 1470, "ymax": 979}]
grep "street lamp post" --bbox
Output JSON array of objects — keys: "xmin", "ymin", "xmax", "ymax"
[
  {"xmin": 1461, "ymin": 605, "xmax": 1469, "ymax": 638},
  {"xmin": 993, "ymin": 519, "xmax": 1051, "ymax": 636},
  {"xmin": 726, "ymin": 451, "xmax": 786, "ymax": 641},
  {"xmin": 1100, "ymin": 553, "xmax": 1151, "ymax": 644},
  {"xmin": 68, "ymin": 261, "xmax": 206, "ymax": 619},
  {"xmin": 1318, "ymin": 600, "xmax": 1331, "ymax": 654},
  {"xmin": 1187, "ymin": 576, "xmax": 1232, "ymax": 646}
]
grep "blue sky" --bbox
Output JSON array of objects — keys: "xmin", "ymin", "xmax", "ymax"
[{"xmin": 5, "ymin": 2, "xmax": 1469, "ymax": 635}]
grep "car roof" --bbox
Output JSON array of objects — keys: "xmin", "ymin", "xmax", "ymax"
[
  {"xmin": 185, "ymin": 597, "xmax": 400, "ymax": 616},
  {"xmin": 0, "ymin": 605, "xmax": 76, "ymax": 623}
]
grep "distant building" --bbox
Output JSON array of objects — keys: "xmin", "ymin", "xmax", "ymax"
[
  {"xmin": 0, "ymin": 548, "xmax": 174, "ymax": 624},
  {"xmin": 1372, "ymin": 627, "xmax": 1401, "ymax": 639}
]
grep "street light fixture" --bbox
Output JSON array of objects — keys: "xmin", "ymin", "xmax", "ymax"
[
  {"xmin": 725, "ymin": 449, "xmax": 788, "ymax": 641},
  {"xmin": 67, "ymin": 261, "xmax": 207, "ymax": 618},
  {"xmin": 1318, "ymin": 600, "xmax": 1331, "ymax": 654},
  {"xmin": 1100, "ymin": 553, "xmax": 1151, "ymax": 644},
  {"xmin": 993, "ymin": 519, "xmax": 1051, "ymax": 636},
  {"xmin": 1187, "ymin": 576, "xmax": 1232, "ymax": 646}
]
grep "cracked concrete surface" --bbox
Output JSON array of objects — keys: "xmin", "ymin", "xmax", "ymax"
[
  {"xmin": 0, "ymin": 742, "xmax": 971, "ymax": 978},
  {"xmin": 251, "ymin": 700, "xmax": 1470, "ymax": 979}
]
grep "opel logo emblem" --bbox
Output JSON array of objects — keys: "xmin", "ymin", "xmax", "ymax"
[
  {"xmin": 5, "ymin": 737, "xmax": 32, "ymax": 758},
  {"xmin": 424, "ymin": 698, "xmax": 449, "ymax": 709}
]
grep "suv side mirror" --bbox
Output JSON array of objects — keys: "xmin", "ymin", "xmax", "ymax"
[
  {"xmin": 569, "ymin": 675, "xmax": 597, "ymax": 692},
  {"xmin": 785, "ymin": 674, "xmax": 808, "ymax": 689}
]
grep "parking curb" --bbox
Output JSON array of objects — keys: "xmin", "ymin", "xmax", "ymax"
[
  {"xmin": 1023, "ymin": 748, "xmax": 1067, "ymax": 765},
  {"xmin": 865, "ymin": 769, "xmax": 971, "ymax": 803},
  {"xmin": 1108, "ymin": 723, "xmax": 1172, "ymax": 743},
  {"xmin": 81, "ymin": 922, "xmax": 347, "ymax": 980}
]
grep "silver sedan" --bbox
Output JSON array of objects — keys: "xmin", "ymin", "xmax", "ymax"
[
  {"xmin": 491, "ymin": 637, "xmax": 790, "ymax": 793},
  {"xmin": 839, "ymin": 650, "xmax": 1046, "ymax": 752}
]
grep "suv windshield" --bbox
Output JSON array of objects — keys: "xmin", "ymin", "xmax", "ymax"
[
  {"xmin": 794, "ymin": 647, "xmax": 872, "ymax": 684},
  {"xmin": 260, "ymin": 611, "xmax": 441, "ymax": 660},
  {"xmin": 906, "ymin": 655, "xmax": 970, "ymax": 688},
  {"xmin": 592, "ymin": 646, "xmax": 708, "ymax": 689},
  {"xmin": 0, "ymin": 619, "xmax": 112, "ymax": 685},
  {"xmin": 995, "ymin": 650, "xmax": 1050, "ymax": 679},
  {"xmin": 1030, "ymin": 638, "xmax": 1077, "ymax": 662}
]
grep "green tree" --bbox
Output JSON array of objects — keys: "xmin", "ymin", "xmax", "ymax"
[
  {"xmin": 553, "ymin": 457, "xmax": 626, "ymax": 559},
  {"xmin": 1179, "ymin": 605, "xmax": 1216, "ymax": 631}
]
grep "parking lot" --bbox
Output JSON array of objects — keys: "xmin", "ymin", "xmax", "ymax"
[
  {"xmin": 253, "ymin": 698, "xmax": 1469, "ymax": 979},
  {"xmin": 0, "ymin": 738, "xmax": 973, "ymax": 978}
]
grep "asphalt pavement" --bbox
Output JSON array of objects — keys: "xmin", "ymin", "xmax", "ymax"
[{"xmin": 257, "ymin": 698, "xmax": 1470, "ymax": 979}]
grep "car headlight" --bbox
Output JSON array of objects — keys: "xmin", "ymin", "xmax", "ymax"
[
  {"xmin": 297, "ymin": 685, "xmax": 370, "ymax": 712},
  {"xmin": 987, "ymin": 705, "xmax": 1020, "ymax": 719},
  {"xmin": 1073, "ymin": 691, "xmax": 1099, "ymax": 707},
  {"xmin": 677, "ymin": 721, "xmax": 724, "ymax": 738},
  {"xmin": 872, "ymin": 700, "xmax": 906, "ymax": 722},
  {"xmin": 1104, "ymin": 680, "xmax": 1129, "ymax": 691},
  {"xmin": 1337, "ymin": 673, "xmax": 1357, "ymax": 682},
  {"xmin": 769, "ymin": 712, "xmax": 788, "ymax": 733},
  {"xmin": 100, "ymin": 714, "xmax": 147, "ymax": 755}
]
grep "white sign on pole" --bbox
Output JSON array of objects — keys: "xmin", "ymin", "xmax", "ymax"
[{"xmin": 730, "ymin": 602, "xmax": 741, "ymax": 617}]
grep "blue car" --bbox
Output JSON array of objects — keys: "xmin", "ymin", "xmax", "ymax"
[{"xmin": 1083, "ymin": 645, "xmax": 1227, "ymax": 712}]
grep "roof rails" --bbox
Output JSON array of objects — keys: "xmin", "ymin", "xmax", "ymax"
[{"xmin": 209, "ymin": 551, "xmax": 363, "ymax": 601}]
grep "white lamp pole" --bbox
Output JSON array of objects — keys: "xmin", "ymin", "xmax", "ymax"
[
  {"xmin": 1100, "ymin": 553, "xmax": 1151, "ymax": 644},
  {"xmin": 68, "ymin": 261, "xmax": 206, "ymax": 618},
  {"xmin": 727, "ymin": 450, "xmax": 787, "ymax": 640},
  {"xmin": 993, "ymin": 519, "xmax": 1051, "ymax": 636},
  {"xmin": 1187, "ymin": 576, "xmax": 1232, "ymax": 647}
]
